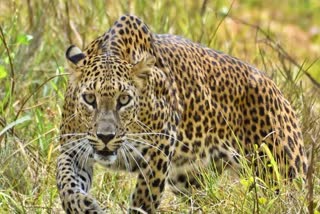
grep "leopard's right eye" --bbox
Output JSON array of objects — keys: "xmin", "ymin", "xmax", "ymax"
[{"xmin": 82, "ymin": 94, "xmax": 96, "ymax": 107}]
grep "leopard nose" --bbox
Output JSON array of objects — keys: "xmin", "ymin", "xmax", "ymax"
[{"xmin": 97, "ymin": 133, "xmax": 115, "ymax": 144}]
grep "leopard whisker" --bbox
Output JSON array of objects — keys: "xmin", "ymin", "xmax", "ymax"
[
  {"xmin": 60, "ymin": 113, "xmax": 78, "ymax": 130},
  {"xmin": 126, "ymin": 137, "xmax": 168, "ymax": 158},
  {"xmin": 135, "ymin": 119, "xmax": 153, "ymax": 132},
  {"xmin": 126, "ymin": 132, "xmax": 190, "ymax": 149},
  {"xmin": 72, "ymin": 141, "xmax": 90, "ymax": 166},
  {"xmin": 80, "ymin": 143, "xmax": 92, "ymax": 170},
  {"xmin": 59, "ymin": 137, "xmax": 88, "ymax": 150},
  {"xmin": 123, "ymin": 142, "xmax": 152, "ymax": 174},
  {"xmin": 126, "ymin": 137, "xmax": 189, "ymax": 199},
  {"xmin": 80, "ymin": 145, "xmax": 92, "ymax": 170},
  {"xmin": 47, "ymin": 133, "xmax": 88, "ymax": 148},
  {"xmin": 119, "ymin": 147, "xmax": 132, "ymax": 171},
  {"xmin": 122, "ymin": 145, "xmax": 155, "ymax": 205},
  {"xmin": 60, "ymin": 138, "xmax": 90, "ymax": 161},
  {"xmin": 57, "ymin": 133, "xmax": 88, "ymax": 139}
]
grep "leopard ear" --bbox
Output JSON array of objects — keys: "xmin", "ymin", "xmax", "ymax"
[
  {"xmin": 131, "ymin": 55, "xmax": 156, "ymax": 90},
  {"xmin": 66, "ymin": 45, "xmax": 86, "ymax": 83},
  {"xmin": 66, "ymin": 45, "xmax": 86, "ymax": 65}
]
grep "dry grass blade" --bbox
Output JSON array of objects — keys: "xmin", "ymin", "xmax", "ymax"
[{"xmin": 0, "ymin": 26, "xmax": 15, "ymax": 112}]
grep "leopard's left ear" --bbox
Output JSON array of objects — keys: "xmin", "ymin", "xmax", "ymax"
[
  {"xmin": 66, "ymin": 45, "xmax": 86, "ymax": 83},
  {"xmin": 66, "ymin": 45, "xmax": 86, "ymax": 65},
  {"xmin": 131, "ymin": 55, "xmax": 156, "ymax": 90}
]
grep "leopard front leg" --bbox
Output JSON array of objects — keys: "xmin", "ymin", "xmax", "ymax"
[
  {"xmin": 128, "ymin": 141, "xmax": 172, "ymax": 213},
  {"xmin": 57, "ymin": 153, "xmax": 104, "ymax": 213}
]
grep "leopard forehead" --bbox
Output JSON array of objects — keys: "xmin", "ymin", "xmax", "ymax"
[{"xmin": 77, "ymin": 55, "xmax": 134, "ymax": 94}]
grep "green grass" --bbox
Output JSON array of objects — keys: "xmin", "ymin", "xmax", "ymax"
[{"xmin": 0, "ymin": 0, "xmax": 319, "ymax": 213}]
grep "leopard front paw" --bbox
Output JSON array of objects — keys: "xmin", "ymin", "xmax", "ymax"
[{"xmin": 61, "ymin": 192, "xmax": 105, "ymax": 214}]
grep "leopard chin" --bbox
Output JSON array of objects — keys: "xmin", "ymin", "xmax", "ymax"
[{"xmin": 93, "ymin": 150, "xmax": 118, "ymax": 166}]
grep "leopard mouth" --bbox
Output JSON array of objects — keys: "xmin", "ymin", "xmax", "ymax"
[
  {"xmin": 94, "ymin": 149, "xmax": 118, "ymax": 166},
  {"xmin": 96, "ymin": 150, "xmax": 117, "ymax": 157}
]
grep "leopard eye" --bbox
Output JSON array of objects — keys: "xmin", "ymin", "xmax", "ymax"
[
  {"xmin": 82, "ymin": 93, "xmax": 96, "ymax": 106},
  {"xmin": 117, "ymin": 94, "xmax": 131, "ymax": 108}
]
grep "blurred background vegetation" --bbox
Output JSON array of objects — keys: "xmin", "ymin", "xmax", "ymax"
[{"xmin": 0, "ymin": 0, "xmax": 319, "ymax": 213}]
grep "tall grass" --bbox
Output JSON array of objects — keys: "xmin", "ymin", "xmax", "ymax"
[{"xmin": 0, "ymin": 0, "xmax": 319, "ymax": 213}]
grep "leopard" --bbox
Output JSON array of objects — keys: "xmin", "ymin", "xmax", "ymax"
[{"xmin": 57, "ymin": 14, "xmax": 308, "ymax": 213}]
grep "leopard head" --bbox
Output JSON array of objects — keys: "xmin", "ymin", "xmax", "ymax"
[{"xmin": 64, "ymin": 45, "xmax": 156, "ymax": 165}]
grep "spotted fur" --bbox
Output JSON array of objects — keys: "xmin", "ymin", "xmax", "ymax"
[{"xmin": 57, "ymin": 15, "xmax": 308, "ymax": 213}]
